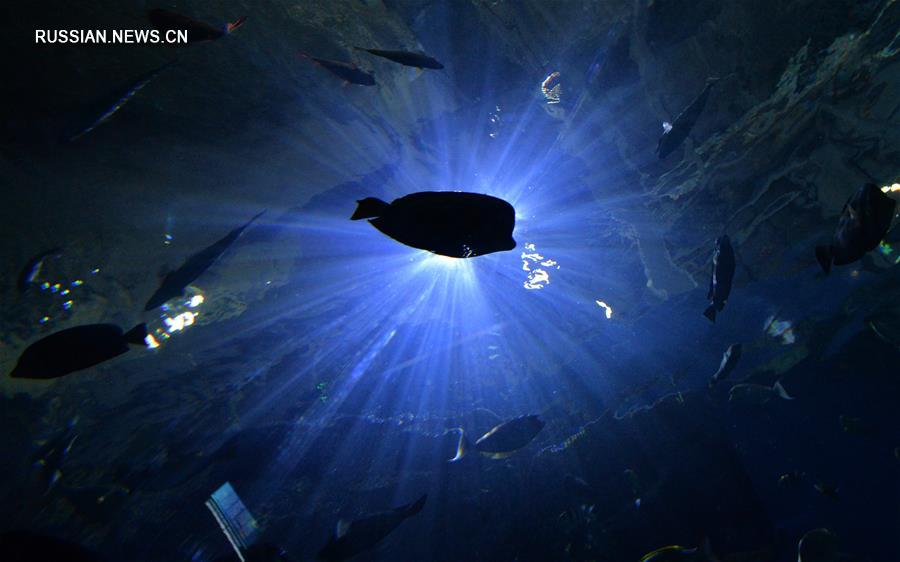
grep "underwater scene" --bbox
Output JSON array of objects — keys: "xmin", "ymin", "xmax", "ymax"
[{"xmin": 2, "ymin": 1, "xmax": 900, "ymax": 560}]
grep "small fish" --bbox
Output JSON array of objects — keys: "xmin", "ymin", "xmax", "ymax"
[
  {"xmin": 317, "ymin": 494, "xmax": 426, "ymax": 561},
  {"xmin": 353, "ymin": 47, "xmax": 443, "ymax": 69},
  {"xmin": 145, "ymin": 211, "xmax": 264, "ymax": 310},
  {"xmin": 541, "ymin": 71, "xmax": 562, "ymax": 104},
  {"xmin": 813, "ymin": 482, "xmax": 839, "ymax": 502},
  {"xmin": 17, "ymin": 247, "xmax": 63, "ymax": 292},
  {"xmin": 147, "ymin": 9, "xmax": 246, "ymax": 44},
  {"xmin": 9, "ymin": 323, "xmax": 148, "ymax": 379},
  {"xmin": 563, "ymin": 475, "xmax": 596, "ymax": 500},
  {"xmin": 798, "ymin": 528, "xmax": 839, "ymax": 562},
  {"xmin": 704, "ymin": 235, "xmax": 735, "ymax": 323},
  {"xmin": 33, "ymin": 427, "xmax": 78, "ymax": 493},
  {"xmin": 352, "ymin": 192, "xmax": 516, "ymax": 258},
  {"xmin": 300, "ymin": 53, "xmax": 376, "ymax": 86},
  {"xmin": 709, "ymin": 343, "xmax": 742, "ymax": 387},
  {"xmin": 65, "ymin": 63, "xmax": 172, "ymax": 142},
  {"xmin": 448, "ymin": 415, "xmax": 544, "ymax": 461},
  {"xmin": 839, "ymin": 414, "xmax": 868, "ymax": 435},
  {"xmin": 639, "ymin": 544, "xmax": 698, "ymax": 561},
  {"xmin": 657, "ymin": 77, "xmax": 719, "ymax": 159},
  {"xmin": 816, "ymin": 183, "xmax": 896, "ymax": 274},
  {"xmin": 0, "ymin": 531, "xmax": 106, "ymax": 562},
  {"xmin": 778, "ymin": 471, "xmax": 804, "ymax": 487},
  {"xmin": 728, "ymin": 380, "xmax": 793, "ymax": 406}
]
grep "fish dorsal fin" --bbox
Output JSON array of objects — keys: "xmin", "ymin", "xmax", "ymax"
[{"xmin": 336, "ymin": 519, "xmax": 350, "ymax": 538}]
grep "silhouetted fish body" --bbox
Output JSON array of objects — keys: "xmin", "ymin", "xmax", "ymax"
[
  {"xmin": 351, "ymin": 192, "xmax": 516, "ymax": 258},
  {"xmin": 301, "ymin": 54, "xmax": 376, "ymax": 86},
  {"xmin": 709, "ymin": 343, "xmax": 742, "ymax": 387},
  {"xmin": 656, "ymin": 78, "xmax": 718, "ymax": 159},
  {"xmin": 147, "ymin": 9, "xmax": 246, "ymax": 44},
  {"xmin": 145, "ymin": 211, "xmax": 264, "ymax": 310},
  {"xmin": 0, "ymin": 531, "xmax": 106, "ymax": 562},
  {"xmin": 17, "ymin": 247, "xmax": 62, "ymax": 292},
  {"xmin": 317, "ymin": 495, "xmax": 426, "ymax": 561},
  {"xmin": 703, "ymin": 235, "xmax": 735, "ymax": 323},
  {"xmin": 816, "ymin": 183, "xmax": 896, "ymax": 274},
  {"xmin": 65, "ymin": 63, "xmax": 172, "ymax": 142},
  {"xmin": 353, "ymin": 47, "xmax": 444, "ymax": 69},
  {"xmin": 9, "ymin": 323, "xmax": 147, "ymax": 379},
  {"xmin": 450, "ymin": 414, "xmax": 544, "ymax": 461}
]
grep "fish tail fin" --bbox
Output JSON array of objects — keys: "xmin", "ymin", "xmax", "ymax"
[
  {"xmin": 124, "ymin": 324, "xmax": 148, "ymax": 346},
  {"xmin": 226, "ymin": 16, "xmax": 247, "ymax": 33},
  {"xmin": 447, "ymin": 428, "xmax": 470, "ymax": 462},
  {"xmin": 773, "ymin": 380, "xmax": 793, "ymax": 400},
  {"xmin": 403, "ymin": 494, "xmax": 427, "ymax": 517},
  {"xmin": 703, "ymin": 305, "xmax": 717, "ymax": 323},
  {"xmin": 815, "ymin": 245, "xmax": 832, "ymax": 274},
  {"xmin": 351, "ymin": 197, "xmax": 389, "ymax": 220}
]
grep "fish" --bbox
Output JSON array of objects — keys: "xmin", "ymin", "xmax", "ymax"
[
  {"xmin": 563, "ymin": 475, "xmax": 596, "ymax": 500},
  {"xmin": 32, "ymin": 423, "xmax": 79, "ymax": 493},
  {"xmin": 813, "ymin": 482, "xmax": 839, "ymax": 502},
  {"xmin": 300, "ymin": 53, "xmax": 376, "ymax": 86},
  {"xmin": 657, "ymin": 77, "xmax": 719, "ymax": 159},
  {"xmin": 9, "ymin": 323, "xmax": 148, "ymax": 379},
  {"xmin": 838, "ymin": 415, "xmax": 868, "ymax": 435},
  {"xmin": 640, "ymin": 539, "xmax": 718, "ymax": 561},
  {"xmin": 18, "ymin": 248, "xmax": 62, "ymax": 292},
  {"xmin": 778, "ymin": 471, "xmax": 804, "ymax": 487},
  {"xmin": 704, "ymin": 235, "xmax": 735, "ymax": 323},
  {"xmin": 797, "ymin": 528, "xmax": 839, "ymax": 562},
  {"xmin": 0, "ymin": 531, "xmax": 107, "ymax": 562},
  {"xmin": 728, "ymin": 380, "xmax": 793, "ymax": 406},
  {"xmin": 449, "ymin": 414, "xmax": 544, "ymax": 461},
  {"xmin": 624, "ymin": 468, "xmax": 643, "ymax": 508},
  {"xmin": 65, "ymin": 63, "xmax": 173, "ymax": 142},
  {"xmin": 147, "ymin": 9, "xmax": 246, "ymax": 44},
  {"xmin": 351, "ymin": 192, "xmax": 516, "ymax": 258},
  {"xmin": 145, "ymin": 211, "xmax": 264, "ymax": 310},
  {"xmin": 352, "ymin": 47, "xmax": 444, "ymax": 69},
  {"xmin": 816, "ymin": 183, "xmax": 896, "ymax": 274},
  {"xmin": 709, "ymin": 343, "xmax": 742, "ymax": 387},
  {"xmin": 317, "ymin": 494, "xmax": 426, "ymax": 561}
]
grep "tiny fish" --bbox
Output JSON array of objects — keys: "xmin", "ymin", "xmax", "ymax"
[
  {"xmin": 709, "ymin": 343, "xmax": 742, "ymax": 387},
  {"xmin": 18, "ymin": 247, "xmax": 62, "ymax": 292},
  {"xmin": 657, "ymin": 77, "xmax": 719, "ymax": 159},
  {"xmin": 728, "ymin": 380, "xmax": 793, "ymax": 406},
  {"xmin": 147, "ymin": 9, "xmax": 246, "ymax": 44}
]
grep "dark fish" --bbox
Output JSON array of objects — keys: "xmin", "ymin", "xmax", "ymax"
[
  {"xmin": 32, "ymin": 422, "xmax": 78, "ymax": 493},
  {"xmin": 145, "ymin": 211, "xmax": 264, "ymax": 310},
  {"xmin": 709, "ymin": 343, "xmax": 742, "ymax": 387},
  {"xmin": 300, "ymin": 53, "xmax": 376, "ymax": 86},
  {"xmin": 798, "ymin": 528, "xmax": 839, "ymax": 562},
  {"xmin": 449, "ymin": 414, "xmax": 544, "ymax": 461},
  {"xmin": 814, "ymin": 482, "xmax": 839, "ymax": 502},
  {"xmin": 147, "ymin": 9, "xmax": 246, "ymax": 44},
  {"xmin": 563, "ymin": 475, "xmax": 595, "ymax": 500},
  {"xmin": 816, "ymin": 183, "xmax": 896, "ymax": 274},
  {"xmin": 657, "ymin": 78, "xmax": 719, "ymax": 159},
  {"xmin": 728, "ymin": 380, "xmax": 793, "ymax": 405},
  {"xmin": 353, "ymin": 47, "xmax": 444, "ymax": 69},
  {"xmin": 351, "ymin": 192, "xmax": 516, "ymax": 258},
  {"xmin": 777, "ymin": 471, "xmax": 804, "ymax": 487},
  {"xmin": 18, "ymin": 247, "xmax": 62, "ymax": 292},
  {"xmin": 9, "ymin": 323, "xmax": 147, "ymax": 379},
  {"xmin": 703, "ymin": 235, "xmax": 735, "ymax": 323},
  {"xmin": 0, "ymin": 531, "xmax": 106, "ymax": 562},
  {"xmin": 65, "ymin": 63, "xmax": 172, "ymax": 142},
  {"xmin": 317, "ymin": 494, "xmax": 426, "ymax": 561}
]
